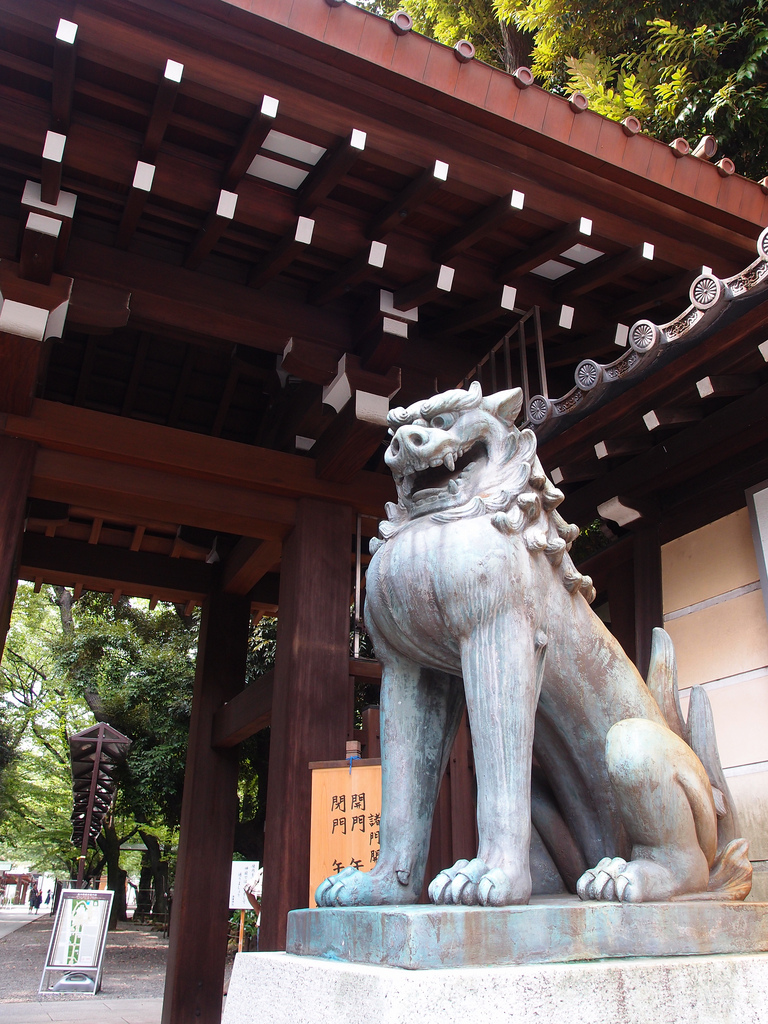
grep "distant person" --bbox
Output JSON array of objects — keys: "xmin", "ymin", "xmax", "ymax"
[{"xmin": 44, "ymin": 890, "xmax": 51, "ymax": 906}]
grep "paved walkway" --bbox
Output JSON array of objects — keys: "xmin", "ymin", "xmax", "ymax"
[
  {"xmin": 0, "ymin": 905, "xmax": 41, "ymax": 940},
  {"xmin": 0, "ymin": 908, "xmax": 184, "ymax": 1024}
]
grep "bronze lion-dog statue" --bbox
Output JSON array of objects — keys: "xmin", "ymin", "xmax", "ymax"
[{"xmin": 317, "ymin": 382, "xmax": 751, "ymax": 908}]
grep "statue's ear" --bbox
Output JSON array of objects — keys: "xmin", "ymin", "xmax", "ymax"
[{"xmin": 482, "ymin": 388, "xmax": 523, "ymax": 426}]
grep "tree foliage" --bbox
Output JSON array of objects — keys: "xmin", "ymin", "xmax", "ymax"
[
  {"xmin": 360, "ymin": 0, "xmax": 768, "ymax": 178},
  {"xmin": 495, "ymin": 0, "xmax": 768, "ymax": 178}
]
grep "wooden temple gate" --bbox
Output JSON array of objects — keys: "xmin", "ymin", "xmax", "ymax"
[{"xmin": 1, "ymin": 1, "xmax": 767, "ymax": 1021}]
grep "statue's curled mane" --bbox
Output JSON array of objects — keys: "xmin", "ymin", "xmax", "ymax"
[{"xmin": 373, "ymin": 382, "xmax": 596, "ymax": 604}]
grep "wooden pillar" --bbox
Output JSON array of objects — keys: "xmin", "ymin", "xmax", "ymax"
[
  {"xmin": 0, "ymin": 437, "xmax": 36, "ymax": 660},
  {"xmin": 161, "ymin": 588, "xmax": 250, "ymax": 1024},
  {"xmin": 633, "ymin": 524, "xmax": 663, "ymax": 679},
  {"xmin": 259, "ymin": 499, "xmax": 353, "ymax": 950},
  {"xmin": 607, "ymin": 562, "xmax": 636, "ymax": 665}
]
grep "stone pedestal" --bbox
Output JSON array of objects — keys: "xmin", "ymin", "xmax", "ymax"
[
  {"xmin": 222, "ymin": 901, "xmax": 768, "ymax": 1024},
  {"xmin": 222, "ymin": 950, "xmax": 768, "ymax": 1024},
  {"xmin": 287, "ymin": 898, "xmax": 768, "ymax": 968}
]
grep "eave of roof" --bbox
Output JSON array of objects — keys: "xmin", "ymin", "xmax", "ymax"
[{"xmin": 215, "ymin": 0, "xmax": 768, "ymax": 231}]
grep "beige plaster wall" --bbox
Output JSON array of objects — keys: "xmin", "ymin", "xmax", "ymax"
[
  {"xmin": 662, "ymin": 508, "xmax": 759, "ymax": 614},
  {"xmin": 662, "ymin": 507, "xmax": 768, "ymax": 878}
]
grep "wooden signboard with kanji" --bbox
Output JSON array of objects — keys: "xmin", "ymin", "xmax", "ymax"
[{"xmin": 308, "ymin": 760, "xmax": 382, "ymax": 905}]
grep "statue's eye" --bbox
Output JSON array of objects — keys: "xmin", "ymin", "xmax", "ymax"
[{"xmin": 430, "ymin": 413, "xmax": 456, "ymax": 430}]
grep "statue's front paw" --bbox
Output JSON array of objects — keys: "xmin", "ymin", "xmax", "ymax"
[
  {"xmin": 430, "ymin": 858, "xmax": 530, "ymax": 906},
  {"xmin": 315, "ymin": 866, "xmax": 359, "ymax": 906},
  {"xmin": 576, "ymin": 857, "xmax": 628, "ymax": 901}
]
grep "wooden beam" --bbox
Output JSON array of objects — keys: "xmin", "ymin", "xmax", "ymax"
[
  {"xmin": 594, "ymin": 438, "xmax": 650, "ymax": 460},
  {"xmin": 222, "ymin": 538, "xmax": 282, "ymax": 596},
  {"xmin": 63, "ymin": 236, "xmax": 351, "ymax": 353},
  {"xmin": 393, "ymin": 265, "xmax": 454, "ymax": 311},
  {"xmin": 297, "ymin": 129, "xmax": 366, "ymax": 215},
  {"xmin": 211, "ymin": 670, "xmax": 274, "ymax": 748},
  {"xmin": 222, "ymin": 94, "xmax": 278, "ymax": 190},
  {"xmin": 211, "ymin": 361, "xmax": 239, "ymax": 438},
  {"xmin": 0, "ymin": 334, "xmax": 43, "ymax": 417},
  {"xmin": 162, "ymin": 590, "xmax": 250, "ymax": 1024},
  {"xmin": 423, "ymin": 285, "xmax": 518, "ymax": 337},
  {"xmin": 260, "ymin": 500, "xmax": 353, "ymax": 951},
  {"xmin": 696, "ymin": 374, "xmax": 759, "ymax": 399},
  {"xmin": 41, "ymin": 130, "xmax": 66, "ymax": 205},
  {"xmin": 2, "ymin": 400, "xmax": 395, "ymax": 516},
  {"xmin": 310, "ymin": 240, "xmax": 387, "ymax": 306},
  {"xmin": 633, "ymin": 526, "xmax": 663, "ymax": 679},
  {"xmin": 20, "ymin": 180, "xmax": 75, "ymax": 271},
  {"xmin": 68, "ymin": 279, "xmax": 130, "ymax": 332},
  {"xmin": 116, "ymin": 161, "xmax": 155, "ymax": 249},
  {"xmin": 27, "ymin": 449, "xmax": 296, "ymax": 542},
  {"xmin": 365, "ymin": 159, "xmax": 449, "ymax": 240},
  {"xmin": 280, "ymin": 337, "xmax": 339, "ymax": 386},
  {"xmin": 248, "ymin": 217, "xmax": 315, "ymax": 289},
  {"xmin": 497, "ymin": 219, "xmax": 592, "ymax": 281},
  {"xmin": 121, "ymin": 334, "xmax": 151, "ymax": 417},
  {"xmin": 19, "ymin": 213, "xmax": 60, "ymax": 285},
  {"xmin": 433, "ymin": 190, "xmax": 525, "ymax": 264},
  {"xmin": 184, "ymin": 190, "xmax": 238, "ymax": 271},
  {"xmin": 555, "ymin": 242, "xmax": 654, "ymax": 301},
  {"xmin": 51, "ymin": 18, "xmax": 78, "ymax": 132},
  {"xmin": 562, "ymin": 380, "xmax": 768, "ymax": 524},
  {"xmin": 19, "ymin": 533, "xmax": 215, "ymax": 602},
  {"xmin": 0, "ymin": 437, "xmax": 36, "ymax": 662},
  {"xmin": 142, "ymin": 59, "xmax": 183, "ymax": 162},
  {"xmin": 642, "ymin": 407, "xmax": 703, "ymax": 431},
  {"xmin": 313, "ymin": 390, "xmax": 388, "ymax": 483},
  {"xmin": 357, "ymin": 317, "xmax": 409, "ymax": 375}
]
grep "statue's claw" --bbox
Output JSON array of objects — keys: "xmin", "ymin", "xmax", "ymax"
[
  {"xmin": 428, "ymin": 860, "xmax": 469, "ymax": 904},
  {"xmin": 477, "ymin": 867, "xmax": 512, "ymax": 906},
  {"xmin": 314, "ymin": 866, "xmax": 358, "ymax": 907},
  {"xmin": 450, "ymin": 858, "xmax": 489, "ymax": 905},
  {"xmin": 577, "ymin": 857, "xmax": 628, "ymax": 901}
]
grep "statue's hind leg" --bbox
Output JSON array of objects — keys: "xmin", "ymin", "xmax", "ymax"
[
  {"xmin": 577, "ymin": 718, "xmax": 717, "ymax": 902},
  {"xmin": 315, "ymin": 645, "xmax": 464, "ymax": 907}
]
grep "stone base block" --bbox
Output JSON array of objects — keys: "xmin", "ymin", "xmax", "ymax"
[
  {"xmin": 287, "ymin": 898, "xmax": 768, "ymax": 969},
  {"xmin": 222, "ymin": 950, "xmax": 768, "ymax": 1024}
]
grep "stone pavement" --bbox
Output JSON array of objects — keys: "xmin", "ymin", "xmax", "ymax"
[{"xmin": 0, "ymin": 906, "xmax": 185, "ymax": 1024}]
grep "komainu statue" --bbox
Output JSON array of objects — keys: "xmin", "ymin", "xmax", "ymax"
[{"xmin": 316, "ymin": 383, "xmax": 752, "ymax": 908}]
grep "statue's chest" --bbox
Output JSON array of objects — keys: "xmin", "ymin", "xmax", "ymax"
[{"xmin": 366, "ymin": 518, "xmax": 518, "ymax": 647}]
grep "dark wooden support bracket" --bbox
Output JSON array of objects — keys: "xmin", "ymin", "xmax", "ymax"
[
  {"xmin": 551, "ymin": 461, "xmax": 600, "ymax": 485},
  {"xmin": 313, "ymin": 390, "xmax": 390, "ymax": 483},
  {"xmin": 222, "ymin": 537, "xmax": 282, "ymax": 595},
  {"xmin": 358, "ymin": 317, "xmax": 408, "ymax": 375},
  {"xmin": 297, "ymin": 129, "xmax": 366, "ymax": 215},
  {"xmin": 594, "ymin": 438, "xmax": 650, "ymax": 460},
  {"xmin": 142, "ymin": 59, "xmax": 183, "ymax": 162},
  {"xmin": 365, "ymin": 159, "xmax": 449, "ymax": 239},
  {"xmin": 52, "ymin": 18, "xmax": 78, "ymax": 132},
  {"xmin": 223, "ymin": 95, "xmax": 279, "ymax": 190},
  {"xmin": 696, "ymin": 374, "xmax": 760, "ymax": 399},
  {"xmin": 185, "ymin": 190, "xmax": 238, "ymax": 270},
  {"xmin": 433, "ymin": 190, "xmax": 525, "ymax": 263},
  {"xmin": 642, "ymin": 407, "xmax": 703, "ymax": 431},
  {"xmin": 280, "ymin": 337, "xmax": 340, "ymax": 386}
]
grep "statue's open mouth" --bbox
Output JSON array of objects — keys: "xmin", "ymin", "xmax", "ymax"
[{"xmin": 403, "ymin": 442, "xmax": 487, "ymax": 502}]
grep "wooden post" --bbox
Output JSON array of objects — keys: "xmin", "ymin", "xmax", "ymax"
[
  {"xmin": 259, "ymin": 499, "xmax": 353, "ymax": 950},
  {"xmin": 0, "ymin": 437, "xmax": 36, "ymax": 661},
  {"xmin": 161, "ymin": 588, "xmax": 250, "ymax": 1024},
  {"xmin": 633, "ymin": 524, "xmax": 663, "ymax": 680}
]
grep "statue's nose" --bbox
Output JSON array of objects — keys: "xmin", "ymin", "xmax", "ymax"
[{"xmin": 387, "ymin": 425, "xmax": 430, "ymax": 462}]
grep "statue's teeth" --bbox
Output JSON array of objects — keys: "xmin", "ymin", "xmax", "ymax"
[
  {"xmin": 444, "ymin": 452, "xmax": 455, "ymax": 472},
  {"xmin": 448, "ymin": 479, "xmax": 459, "ymax": 494}
]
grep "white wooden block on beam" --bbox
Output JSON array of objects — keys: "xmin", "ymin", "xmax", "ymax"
[
  {"xmin": 56, "ymin": 19, "xmax": 78, "ymax": 43},
  {"xmin": 597, "ymin": 496, "xmax": 643, "ymax": 527},
  {"xmin": 380, "ymin": 290, "xmax": 418, "ymax": 323},
  {"xmin": 133, "ymin": 161, "xmax": 156, "ymax": 191},
  {"xmin": 43, "ymin": 131, "xmax": 67, "ymax": 163},
  {"xmin": 759, "ymin": 340, "xmax": 768, "ymax": 362},
  {"xmin": 295, "ymin": 217, "xmax": 315, "ymax": 244},
  {"xmin": 164, "ymin": 59, "xmax": 184, "ymax": 83},
  {"xmin": 0, "ymin": 299, "xmax": 49, "ymax": 341},
  {"xmin": 22, "ymin": 180, "xmax": 77, "ymax": 218}
]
